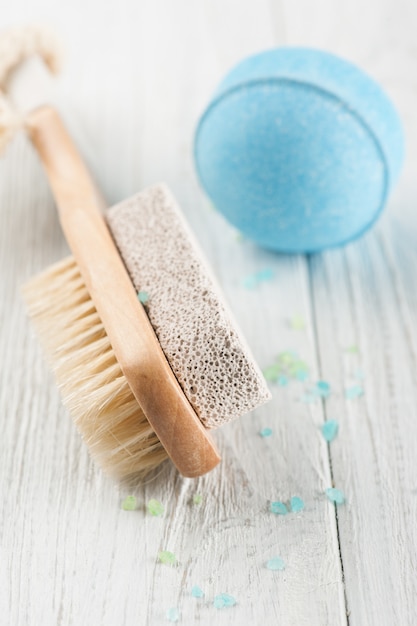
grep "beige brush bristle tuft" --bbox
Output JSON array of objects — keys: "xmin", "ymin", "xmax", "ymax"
[{"xmin": 23, "ymin": 256, "xmax": 169, "ymax": 480}]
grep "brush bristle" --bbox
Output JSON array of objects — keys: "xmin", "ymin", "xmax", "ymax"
[{"xmin": 23, "ymin": 256, "xmax": 168, "ymax": 481}]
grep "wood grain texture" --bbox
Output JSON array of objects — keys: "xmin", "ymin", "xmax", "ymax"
[
  {"xmin": 0, "ymin": 0, "xmax": 416, "ymax": 624},
  {"xmin": 284, "ymin": 0, "xmax": 417, "ymax": 623}
]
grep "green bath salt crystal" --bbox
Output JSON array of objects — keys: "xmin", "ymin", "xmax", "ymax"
[
  {"xmin": 263, "ymin": 364, "xmax": 281, "ymax": 382},
  {"xmin": 326, "ymin": 488, "xmax": 345, "ymax": 505},
  {"xmin": 192, "ymin": 494, "xmax": 202, "ymax": 505},
  {"xmin": 270, "ymin": 501, "xmax": 288, "ymax": 515},
  {"xmin": 147, "ymin": 499, "xmax": 164, "ymax": 516},
  {"xmin": 290, "ymin": 314, "xmax": 305, "ymax": 330},
  {"xmin": 266, "ymin": 557, "xmax": 285, "ymax": 571},
  {"xmin": 158, "ymin": 550, "xmax": 177, "ymax": 566},
  {"xmin": 346, "ymin": 345, "xmax": 359, "ymax": 354},
  {"xmin": 121, "ymin": 495, "xmax": 137, "ymax": 511},
  {"xmin": 213, "ymin": 593, "xmax": 237, "ymax": 609},
  {"xmin": 321, "ymin": 420, "xmax": 339, "ymax": 442}
]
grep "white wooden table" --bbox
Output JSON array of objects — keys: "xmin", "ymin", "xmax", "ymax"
[{"xmin": 1, "ymin": 1, "xmax": 417, "ymax": 624}]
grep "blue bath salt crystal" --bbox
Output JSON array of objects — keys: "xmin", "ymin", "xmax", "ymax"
[
  {"xmin": 278, "ymin": 375, "xmax": 289, "ymax": 387},
  {"xmin": 257, "ymin": 268, "xmax": 274, "ymax": 282},
  {"xmin": 290, "ymin": 496, "xmax": 305, "ymax": 512},
  {"xmin": 259, "ymin": 427, "xmax": 273, "ymax": 438},
  {"xmin": 213, "ymin": 593, "xmax": 237, "ymax": 609},
  {"xmin": 321, "ymin": 420, "xmax": 339, "ymax": 442},
  {"xmin": 166, "ymin": 607, "xmax": 180, "ymax": 622},
  {"xmin": 266, "ymin": 556, "xmax": 285, "ymax": 571},
  {"xmin": 326, "ymin": 487, "xmax": 345, "ymax": 504},
  {"xmin": 270, "ymin": 501, "xmax": 288, "ymax": 515},
  {"xmin": 138, "ymin": 290, "xmax": 149, "ymax": 304},
  {"xmin": 345, "ymin": 385, "xmax": 364, "ymax": 399},
  {"xmin": 316, "ymin": 381, "xmax": 331, "ymax": 397},
  {"xmin": 296, "ymin": 369, "xmax": 309, "ymax": 382},
  {"xmin": 242, "ymin": 274, "xmax": 258, "ymax": 289},
  {"xmin": 243, "ymin": 268, "xmax": 274, "ymax": 289},
  {"xmin": 191, "ymin": 585, "xmax": 205, "ymax": 598}
]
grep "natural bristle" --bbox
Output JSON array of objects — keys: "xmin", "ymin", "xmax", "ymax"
[{"xmin": 23, "ymin": 256, "xmax": 168, "ymax": 481}]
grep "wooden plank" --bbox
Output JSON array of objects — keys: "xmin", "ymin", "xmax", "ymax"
[
  {"xmin": 284, "ymin": 0, "xmax": 417, "ymax": 622},
  {"xmin": 309, "ymin": 220, "xmax": 417, "ymax": 624},
  {"xmin": 0, "ymin": 0, "xmax": 350, "ymax": 624}
]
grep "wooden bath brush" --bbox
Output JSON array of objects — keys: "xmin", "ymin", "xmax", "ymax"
[{"xmin": 0, "ymin": 26, "xmax": 270, "ymax": 480}]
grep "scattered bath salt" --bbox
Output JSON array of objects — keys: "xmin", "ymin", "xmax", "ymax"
[
  {"xmin": 192, "ymin": 494, "xmax": 202, "ymax": 505},
  {"xmin": 289, "ymin": 314, "xmax": 306, "ymax": 330},
  {"xmin": 213, "ymin": 593, "xmax": 237, "ymax": 609},
  {"xmin": 296, "ymin": 369, "xmax": 309, "ymax": 382},
  {"xmin": 137, "ymin": 290, "xmax": 149, "ymax": 304},
  {"xmin": 158, "ymin": 550, "xmax": 177, "ymax": 566},
  {"xmin": 290, "ymin": 365, "xmax": 309, "ymax": 379},
  {"xmin": 263, "ymin": 364, "xmax": 281, "ymax": 381},
  {"xmin": 166, "ymin": 607, "xmax": 180, "ymax": 622},
  {"xmin": 270, "ymin": 501, "xmax": 288, "ymax": 515},
  {"xmin": 243, "ymin": 268, "xmax": 274, "ymax": 289},
  {"xmin": 316, "ymin": 381, "xmax": 331, "ymax": 397},
  {"xmin": 345, "ymin": 345, "xmax": 359, "ymax": 353},
  {"xmin": 263, "ymin": 351, "xmax": 310, "ymax": 385},
  {"xmin": 278, "ymin": 351, "xmax": 296, "ymax": 364},
  {"xmin": 242, "ymin": 275, "xmax": 257, "ymax": 289},
  {"xmin": 355, "ymin": 368, "xmax": 365, "ymax": 380},
  {"xmin": 290, "ymin": 496, "xmax": 305, "ymax": 513},
  {"xmin": 257, "ymin": 268, "xmax": 274, "ymax": 282},
  {"xmin": 147, "ymin": 499, "xmax": 164, "ymax": 516},
  {"xmin": 266, "ymin": 556, "xmax": 286, "ymax": 571},
  {"xmin": 191, "ymin": 585, "xmax": 205, "ymax": 599},
  {"xmin": 321, "ymin": 420, "xmax": 339, "ymax": 442},
  {"xmin": 325, "ymin": 488, "xmax": 345, "ymax": 504},
  {"xmin": 345, "ymin": 385, "xmax": 364, "ymax": 399},
  {"xmin": 259, "ymin": 427, "xmax": 273, "ymax": 438},
  {"xmin": 121, "ymin": 495, "xmax": 137, "ymax": 511}
]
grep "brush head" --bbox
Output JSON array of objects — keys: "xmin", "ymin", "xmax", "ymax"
[
  {"xmin": 106, "ymin": 184, "xmax": 271, "ymax": 428},
  {"xmin": 23, "ymin": 256, "xmax": 169, "ymax": 481}
]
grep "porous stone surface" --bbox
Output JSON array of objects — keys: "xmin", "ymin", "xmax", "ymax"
[{"xmin": 106, "ymin": 184, "xmax": 270, "ymax": 428}]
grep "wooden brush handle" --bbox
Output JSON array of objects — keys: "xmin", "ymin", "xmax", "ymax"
[{"xmin": 26, "ymin": 105, "xmax": 221, "ymax": 478}]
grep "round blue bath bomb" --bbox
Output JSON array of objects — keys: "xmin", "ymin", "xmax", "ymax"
[{"xmin": 194, "ymin": 48, "xmax": 405, "ymax": 252}]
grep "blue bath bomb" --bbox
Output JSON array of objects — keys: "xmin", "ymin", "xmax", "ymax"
[{"xmin": 194, "ymin": 48, "xmax": 404, "ymax": 252}]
